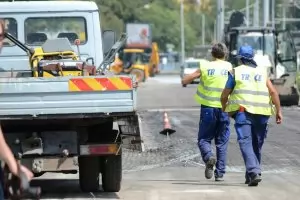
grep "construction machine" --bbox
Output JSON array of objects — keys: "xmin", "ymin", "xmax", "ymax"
[
  {"xmin": 110, "ymin": 48, "xmax": 149, "ymax": 82},
  {"xmin": 146, "ymin": 42, "xmax": 160, "ymax": 76},
  {"xmin": 109, "ymin": 23, "xmax": 160, "ymax": 82},
  {"xmin": 224, "ymin": 11, "xmax": 299, "ymax": 106}
]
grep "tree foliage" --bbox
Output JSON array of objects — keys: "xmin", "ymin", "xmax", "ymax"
[
  {"xmin": 96, "ymin": 0, "xmax": 215, "ymax": 51},
  {"xmin": 12, "ymin": 0, "xmax": 257, "ymax": 51}
]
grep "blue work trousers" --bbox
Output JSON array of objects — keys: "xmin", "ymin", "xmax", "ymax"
[
  {"xmin": 0, "ymin": 164, "xmax": 3, "ymax": 200},
  {"xmin": 198, "ymin": 105, "xmax": 230, "ymax": 177},
  {"xmin": 233, "ymin": 112, "xmax": 269, "ymax": 176}
]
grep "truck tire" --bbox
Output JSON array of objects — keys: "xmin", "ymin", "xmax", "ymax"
[
  {"xmin": 130, "ymin": 69, "xmax": 145, "ymax": 83},
  {"xmin": 101, "ymin": 155, "xmax": 122, "ymax": 192},
  {"xmin": 79, "ymin": 156, "xmax": 100, "ymax": 192}
]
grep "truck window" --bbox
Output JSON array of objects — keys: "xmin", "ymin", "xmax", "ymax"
[
  {"xmin": 3, "ymin": 18, "xmax": 17, "ymax": 47},
  {"xmin": 24, "ymin": 17, "xmax": 87, "ymax": 45},
  {"xmin": 277, "ymin": 31, "xmax": 297, "ymax": 72}
]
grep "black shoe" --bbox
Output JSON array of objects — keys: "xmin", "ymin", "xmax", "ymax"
[
  {"xmin": 248, "ymin": 174, "xmax": 262, "ymax": 187},
  {"xmin": 245, "ymin": 172, "xmax": 250, "ymax": 184},
  {"xmin": 245, "ymin": 178, "xmax": 250, "ymax": 184},
  {"xmin": 205, "ymin": 157, "xmax": 216, "ymax": 179},
  {"xmin": 215, "ymin": 175, "xmax": 224, "ymax": 182}
]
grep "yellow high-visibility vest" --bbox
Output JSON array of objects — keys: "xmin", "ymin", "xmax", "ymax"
[
  {"xmin": 194, "ymin": 59, "xmax": 233, "ymax": 108},
  {"xmin": 225, "ymin": 65, "xmax": 273, "ymax": 115}
]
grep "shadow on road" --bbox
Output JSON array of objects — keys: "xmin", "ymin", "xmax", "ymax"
[
  {"xmin": 172, "ymin": 182, "xmax": 244, "ymax": 187},
  {"xmin": 30, "ymin": 179, "xmax": 120, "ymax": 199},
  {"xmin": 135, "ymin": 179, "xmax": 244, "ymax": 187}
]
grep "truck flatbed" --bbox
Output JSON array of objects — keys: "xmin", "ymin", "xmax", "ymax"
[{"xmin": 0, "ymin": 75, "xmax": 136, "ymax": 118}]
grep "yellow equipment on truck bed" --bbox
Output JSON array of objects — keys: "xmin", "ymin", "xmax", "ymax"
[{"xmin": 5, "ymin": 32, "xmax": 96, "ymax": 78}]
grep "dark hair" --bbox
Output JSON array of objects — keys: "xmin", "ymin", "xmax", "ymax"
[{"xmin": 211, "ymin": 43, "xmax": 228, "ymax": 59}]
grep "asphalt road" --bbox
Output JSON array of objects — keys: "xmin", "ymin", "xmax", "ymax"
[{"xmin": 31, "ymin": 75, "xmax": 300, "ymax": 200}]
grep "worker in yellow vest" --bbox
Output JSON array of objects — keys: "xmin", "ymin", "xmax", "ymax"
[
  {"xmin": 182, "ymin": 43, "xmax": 232, "ymax": 181},
  {"xmin": 220, "ymin": 45, "xmax": 282, "ymax": 186}
]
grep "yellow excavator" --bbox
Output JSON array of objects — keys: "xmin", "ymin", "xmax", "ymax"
[
  {"xmin": 147, "ymin": 42, "xmax": 160, "ymax": 77},
  {"xmin": 109, "ymin": 48, "xmax": 149, "ymax": 82},
  {"xmin": 109, "ymin": 42, "xmax": 160, "ymax": 82}
]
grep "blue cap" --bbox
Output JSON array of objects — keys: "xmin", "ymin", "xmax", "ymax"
[
  {"xmin": 236, "ymin": 45, "xmax": 257, "ymax": 67},
  {"xmin": 236, "ymin": 45, "xmax": 254, "ymax": 60}
]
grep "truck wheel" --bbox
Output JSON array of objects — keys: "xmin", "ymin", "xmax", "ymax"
[
  {"xmin": 182, "ymin": 84, "xmax": 187, "ymax": 87},
  {"xmin": 130, "ymin": 69, "xmax": 145, "ymax": 83},
  {"xmin": 101, "ymin": 155, "xmax": 122, "ymax": 192},
  {"xmin": 79, "ymin": 156, "xmax": 100, "ymax": 192}
]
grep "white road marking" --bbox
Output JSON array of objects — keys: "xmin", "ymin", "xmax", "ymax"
[
  {"xmin": 170, "ymin": 189, "xmax": 224, "ymax": 193},
  {"xmin": 142, "ymin": 108, "xmax": 200, "ymax": 112},
  {"xmin": 143, "ymin": 106, "xmax": 296, "ymax": 113},
  {"xmin": 148, "ymin": 190, "xmax": 160, "ymax": 200},
  {"xmin": 123, "ymin": 153, "xmax": 200, "ymax": 173}
]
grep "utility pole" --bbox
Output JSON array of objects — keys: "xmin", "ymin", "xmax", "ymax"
[
  {"xmin": 246, "ymin": 0, "xmax": 249, "ymax": 26},
  {"xmin": 253, "ymin": 0, "xmax": 259, "ymax": 26},
  {"xmin": 180, "ymin": 0, "xmax": 185, "ymax": 64},
  {"xmin": 217, "ymin": 0, "xmax": 224, "ymax": 41},
  {"xmin": 271, "ymin": 0, "xmax": 275, "ymax": 28},
  {"xmin": 282, "ymin": 2, "xmax": 286, "ymax": 29},
  {"xmin": 263, "ymin": 0, "xmax": 270, "ymax": 27},
  {"xmin": 202, "ymin": 14, "xmax": 205, "ymax": 45}
]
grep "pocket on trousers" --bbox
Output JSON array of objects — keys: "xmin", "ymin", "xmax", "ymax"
[
  {"xmin": 200, "ymin": 107, "xmax": 215, "ymax": 123},
  {"xmin": 220, "ymin": 111, "xmax": 230, "ymax": 124},
  {"xmin": 234, "ymin": 112, "xmax": 250, "ymax": 125}
]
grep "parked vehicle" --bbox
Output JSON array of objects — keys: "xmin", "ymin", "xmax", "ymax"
[{"xmin": 0, "ymin": 0, "xmax": 143, "ymax": 193}]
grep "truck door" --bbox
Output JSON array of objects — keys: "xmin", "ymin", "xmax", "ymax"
[
  {"xmin": 275, "ymin": 30, "xmax": 299, "ymax": 91},
  {"xmin": 275, "ymin": 30, "xmax": 296, "ymax": 76}
]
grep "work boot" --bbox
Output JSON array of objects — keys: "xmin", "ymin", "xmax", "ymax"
[
  {"xmin": 215, "ymin": 175, "xmax": 224, "ymax": 182},
  {"xmin": 245, "ymin": 172, "xmax": 250, "ymax": 184},
  {"xmin": 214, "ymin": 171, "xmax": 224, "ymax": 182},
  {"xmin": 248, "ymin": 173, "xmax": 262, "ymax": 187},
  {"xmin": 205, "ymin": 157, "xmax": 216, "ymax": 179}
]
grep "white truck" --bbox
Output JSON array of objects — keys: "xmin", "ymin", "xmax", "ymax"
[{"xmin": 0, "ymin": 1, "xmax": 143, "ymax": 193}]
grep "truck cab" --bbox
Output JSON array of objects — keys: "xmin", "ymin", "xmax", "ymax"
[{"xmin": 0, "ymin": 1, "xmax": 112, "ymax": 74}]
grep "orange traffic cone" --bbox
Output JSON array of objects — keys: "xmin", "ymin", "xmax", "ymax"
[{"xmin": 160, "ymin": 112, "xmax": 176, "ymax": 136}]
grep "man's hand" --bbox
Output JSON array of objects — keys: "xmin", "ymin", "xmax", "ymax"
[
  {"xmin": 19, "ymin": 165, "xmax": 34, "ymax": 181},
  {"xmin": 276, "ymin": 111, "xmax": 283, "ymax": 124},
  {"xmin": 221, "ymin": 106, "xmax": 226, "ymax": 112},
  {"xmin": 181, "ymin": 69, "xmax": 201, "ymax": 85}
]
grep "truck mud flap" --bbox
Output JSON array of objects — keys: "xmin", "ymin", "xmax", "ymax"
[{"xmin": 117, "ymin": 114, "xmax": 145, "ymax": 152}]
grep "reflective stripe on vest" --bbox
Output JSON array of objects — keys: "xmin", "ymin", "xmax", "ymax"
[
  {"xmin": 194, "ymin": 60, "xmax": 233, "ymax": 108},
  {"xmin": 225, "ymin": 65, "xmax": 273, "ymax": 115}
]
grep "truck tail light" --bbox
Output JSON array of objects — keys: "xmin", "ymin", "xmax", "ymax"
[{"xmin": 80, "ymin": 144, "xmax": 119, "ymax": 155}]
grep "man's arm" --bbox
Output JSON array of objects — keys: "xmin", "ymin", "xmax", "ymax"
[
  {"xmin": 0, "ymin": 126, "xmax": 18, "ymax": 175},
  {"xmin": 181, "ymin": 69, "xmax": 201, "ymax": 85},
  {"xmin": 0, "ymin": 126, "xmax": 33, "ymax": 180},
  {"xmin": 221, "ymin": 70, "xmax": 235, "ymax": 112},
  {"xmin": 266, "ymin": 79, "xmax": 281, "ymax": 113}
]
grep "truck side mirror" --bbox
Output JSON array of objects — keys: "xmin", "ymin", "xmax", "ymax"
[{"xmin": 102, "ymin": 30, "xmax": 117, "ymax": 55}]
